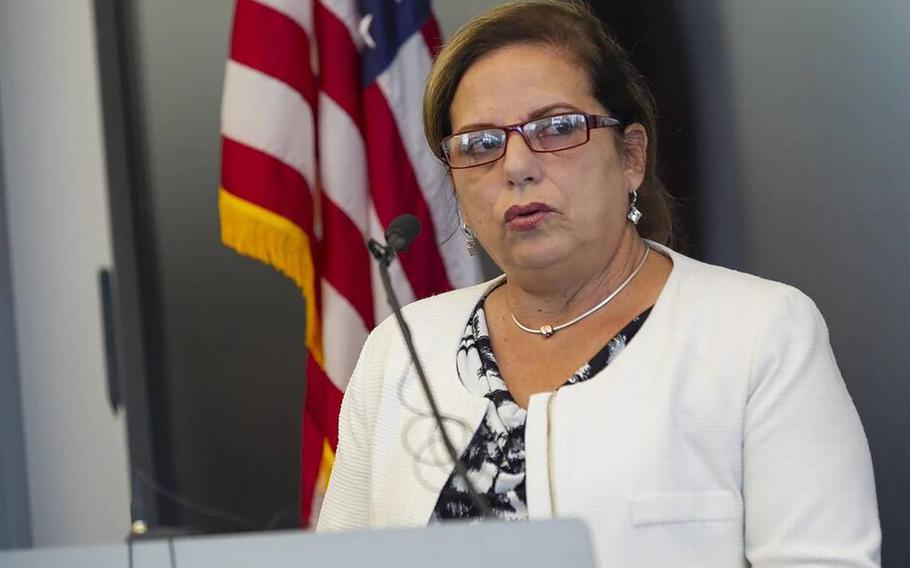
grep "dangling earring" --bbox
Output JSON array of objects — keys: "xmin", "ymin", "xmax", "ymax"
[
  {"xmin": 461, "ymin": 223, "xmax": 478, "ymax": 256},
  {"xmin": 627, "ymin": 190, "xmax": 643, "ymax": 225}
]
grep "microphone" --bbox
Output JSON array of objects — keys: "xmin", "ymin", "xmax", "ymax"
[
  {"xmin": 385, "ymin": 213, "xmax": 421, "ymax": 254},
  {"xmin": 367, "ymin": 214, "xmax": 492, "ymax": 518}
]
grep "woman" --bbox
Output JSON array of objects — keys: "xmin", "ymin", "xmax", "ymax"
[{"xmin": 318, "ymin": 2, "xmax": 880, "ymax": 566}]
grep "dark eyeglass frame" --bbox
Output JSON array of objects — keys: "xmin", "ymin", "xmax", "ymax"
[{"xmin": 440, "ymin": 112, "xmax": 625, "ymax": 169}]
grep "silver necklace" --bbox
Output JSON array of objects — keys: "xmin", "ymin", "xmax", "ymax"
[{"xmin": 510, "ymin": 245, "xmax": 651, "ymax": 338}]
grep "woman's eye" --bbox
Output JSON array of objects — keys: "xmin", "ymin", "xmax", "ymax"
[
  {"xmin": 538, "ymin": 116, "xmax": 580, "ymax": 137},
  {"xmin": 461, "ymin": 132, "xmax": 502, "ymax": 155}
]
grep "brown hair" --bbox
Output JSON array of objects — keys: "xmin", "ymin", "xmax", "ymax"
[{"xmin": 423, "ymin": 0, "xmax": 674, "ymax": 244}]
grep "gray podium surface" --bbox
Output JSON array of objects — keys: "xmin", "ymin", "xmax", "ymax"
[{"xmin": 0, "ymin": 519, "xmax": 595, "ymax": 568}]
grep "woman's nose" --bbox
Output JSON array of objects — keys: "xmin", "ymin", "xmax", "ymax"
[{"xmin": 501, "ymin": 131, "xmax": 539, "ymax": 188}]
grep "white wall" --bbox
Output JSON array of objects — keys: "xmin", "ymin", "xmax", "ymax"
[{"xmin": 0, "ymin": 0, "xmax": 130, "ymax": 547}]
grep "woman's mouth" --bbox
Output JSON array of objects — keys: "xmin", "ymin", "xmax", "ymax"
[{"xmin": 503, "ymin": 202, "xmax": 555, "ymax": 231}]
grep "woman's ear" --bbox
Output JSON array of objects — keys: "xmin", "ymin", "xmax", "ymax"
[{"xmin": 622, "ymin": 123, "xmax": 648, "ymax": 190}]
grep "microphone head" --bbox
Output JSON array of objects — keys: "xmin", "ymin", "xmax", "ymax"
[{"xmin": 386, "ymin": 214, "xmax": 422, "ymax": 253}]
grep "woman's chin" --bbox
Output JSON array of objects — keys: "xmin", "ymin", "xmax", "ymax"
[{"xmin": 505, "ymin": 243, "xmax": 573, "ymax": 273}]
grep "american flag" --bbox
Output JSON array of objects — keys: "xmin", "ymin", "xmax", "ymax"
[{"xmin": 218, "ymin": 0, "xmax": 481, "ymax": 525}]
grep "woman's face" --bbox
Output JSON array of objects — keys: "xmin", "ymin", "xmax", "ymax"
[{"xmin": 449, "ymin": 44, "xmax": 644, "ymax": 275}]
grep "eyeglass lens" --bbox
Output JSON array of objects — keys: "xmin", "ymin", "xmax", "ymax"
[{"xmin": 445, "ymin": 113, "xmax": 590, "ymax": 168}]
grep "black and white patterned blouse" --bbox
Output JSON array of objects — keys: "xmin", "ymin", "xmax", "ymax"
[{"xmin": 431, "ymin": 293, "xmax": 652, "ymax": 522}]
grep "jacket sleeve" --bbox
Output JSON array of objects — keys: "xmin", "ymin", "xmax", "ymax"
[
  {"xmin": 743, "ymin": 287, "xmax": 881, "ymax": 567},
  {"xmin": 315, "ymin": 329, "xmax": 383, "ymax": 532}
]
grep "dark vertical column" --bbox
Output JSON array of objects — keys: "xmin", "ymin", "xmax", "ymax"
[
  {"xmin": 587, "ymin": 0, "xmax": 701, "ymax": 255},
  {"xmin": 101, "ymin": 0, "xmax": 306, "ymax": 533},
  {"xmin": 0, "ymin": 95, "xmax": 33, "ymax": 550},
  {"xmin": 132, "ymin": 0, "xmax": 306, "ymax": 529},
  {"xmin": 93, "ymin": 0, "xmax": 173, "ymax": 528},
  {"xmin": 672, "ymin": 0, "xmax": 745, "ymax": 269}
]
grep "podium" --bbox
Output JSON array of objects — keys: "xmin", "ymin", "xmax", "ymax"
[{"xmin": 0, "ymin": 519, "xmax": 596, "ymax": 567}]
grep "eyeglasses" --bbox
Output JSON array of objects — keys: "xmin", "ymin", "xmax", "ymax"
[{"xmin": 440, "ymin": 112, "xmax": 624, "ymax": 169}]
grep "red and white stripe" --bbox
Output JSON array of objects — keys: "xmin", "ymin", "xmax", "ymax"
[{"xmin": 221, "ymin": 0, "xmax": 481, "ymax": 525}]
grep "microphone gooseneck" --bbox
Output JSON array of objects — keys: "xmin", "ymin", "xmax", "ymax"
[{"xmin": 367, "ymin": 214, "xmax": 493, "ymax": 519}]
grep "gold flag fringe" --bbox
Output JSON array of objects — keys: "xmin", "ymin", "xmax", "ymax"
[
  {"xmin": 220, "ymin": 188, "xmax": 336, "ymax": 523},
  {"xmin": 317, "ymin": 439, "xmax": 335, "ymax": 497},
  {"xmin": 218, "ymin": 188, "xmax": 324, "ymax": 367}
]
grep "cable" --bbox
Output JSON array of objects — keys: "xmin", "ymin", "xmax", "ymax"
[
  {"xmin": 168, "ymin": 537, "xmax": 177, "ymax": 568},
  {"xmin": 124, "ymin": 527, "xmax": 178, "ymax": 568},
  {"xmin": 132, "ymin": 468, "xmax": 254, "ymax": 530}
]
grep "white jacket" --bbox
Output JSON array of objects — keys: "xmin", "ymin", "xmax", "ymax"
[{"xmin": 317, "ymin": 245, "xmax": 881, "ymax": 567}]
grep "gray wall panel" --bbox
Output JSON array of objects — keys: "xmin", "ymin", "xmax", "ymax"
[
  {"xmin": 684, "ymin": 1, "xmax": 910, "ymax": 564},
  {"xmin": 0, "ymin": 0, "xmax": 131, "ymax": 546},
  {"xmin": 0, "ymin": 81, "xmax": 32, "ymax": 551}
]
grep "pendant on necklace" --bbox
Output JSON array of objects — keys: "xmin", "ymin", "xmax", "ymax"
[{"xmin": 540, "ymin": 324, "xmax": 555, "ymax": 338}]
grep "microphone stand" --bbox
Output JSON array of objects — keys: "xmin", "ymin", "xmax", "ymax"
[{"xmin": 367, "ymin": 237, "xmax": 493, "ymax": 519}]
